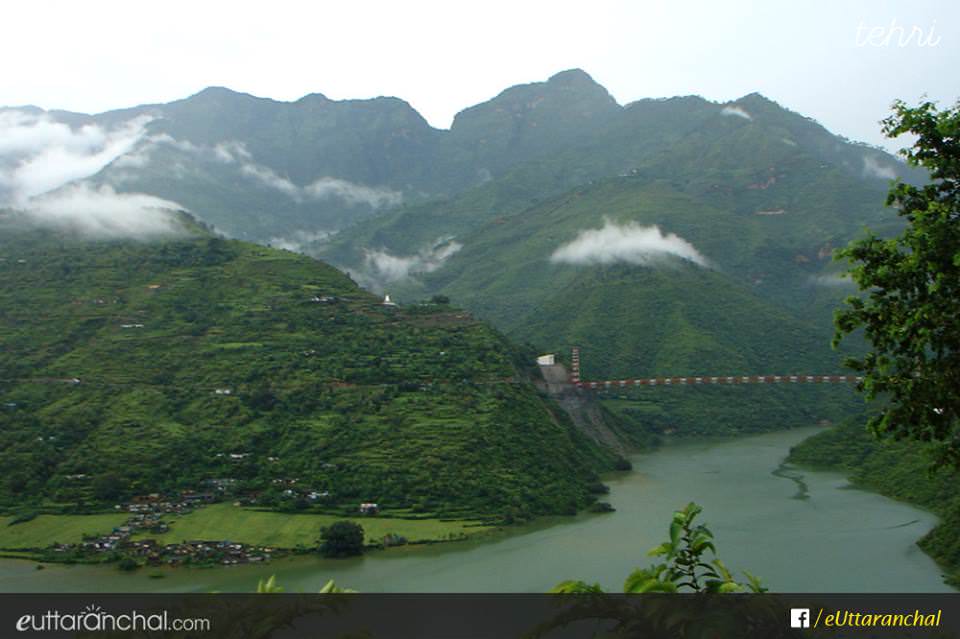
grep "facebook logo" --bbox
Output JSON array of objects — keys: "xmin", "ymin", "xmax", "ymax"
[{"xmin": 790, "ymin": 608, "xmax": 811, "ymax": 628}]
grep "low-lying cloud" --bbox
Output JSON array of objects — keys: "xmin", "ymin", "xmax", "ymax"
[
  {"xmin": 111, "ymin": 132, "xmax": 200, "ymax": 170},
  {"xmin": 18, "ymin": 184, "xmax": 185, "ymax": 238},
  {"xmin": 0, "ymin": 110, "xmax": 153, "ymax": 206},
  {"xmin": 0, "ymin": 110, "xmax": 187, "ymax": 238},
  {"xmin": 189, "ymin": 139, "xmax": 403, "ymax": 208},
  {"xmin": 268, "ymin": 229, "xmax": 333, "ymax": 253},
  {"xmin": 550, "ymin": 220, "xmax": 709, "ymax": 267},
  {"xmin": 306, "ymin": 177, "xmax": 403, "ymax": 208},
  {"xmin": 240, "ymin": 162, "xmax": 301, "ymax": 199},
  {"xmin": 862, "ymin": 155, "xmax": 897, "ymax": 180},
  {"xmin": 363, "ymin": 237, "xmax": 463, "ymax": 283},
  {"xmin": 721, "ymin": 105, "xmax": 753, "ymax": 121}
]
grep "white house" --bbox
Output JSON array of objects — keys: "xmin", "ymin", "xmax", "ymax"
[{"xmin": 536, "ymin": 354, "xmax": 556, "ymax": 366}]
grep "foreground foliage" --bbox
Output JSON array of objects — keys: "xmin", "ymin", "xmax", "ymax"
[
  {"xmin": 255, "ymin": 574, "xmax": 355, "ymax": 594},
  {"xmin": 835, "ymin": 99, "xmax": 960, "ymax": 465},
  {"xmin": 551, "ymin": 502, "xmax": 764, "ymax": 594}
]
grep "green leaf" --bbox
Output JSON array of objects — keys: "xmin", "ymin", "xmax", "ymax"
[
  {"xmin": 711, "ymin": 559, "xmax": 734, "ymax": 581},
  {"xmin": 549, "ymin": 580, "xmax": 605, "ymax": 594}
]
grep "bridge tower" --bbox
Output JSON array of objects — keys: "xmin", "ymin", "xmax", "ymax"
[{"xmin": 570, "ymin": 347, "xmax": 581, "ymax": 385}]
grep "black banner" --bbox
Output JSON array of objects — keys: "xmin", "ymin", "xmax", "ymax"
[{"xmin": 0, "ymin": 593, "xmax": 957, "ymax": 638}]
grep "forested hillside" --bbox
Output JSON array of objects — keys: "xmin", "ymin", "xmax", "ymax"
[{"xmin": 0, "ymin": 217, "xmax": 628, "ymax": 520}]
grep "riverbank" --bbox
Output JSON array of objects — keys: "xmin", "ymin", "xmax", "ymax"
[
  {"xmin": 0, "ymin": 427, "xmax": 949, "ymax": 593},
  {"xmin": 0, "ymin": 505, "xmax": 495, "ymax": 567},
  {"xmin": 788, "ymin": 421, "xmax": 960, "ymax": 587}
]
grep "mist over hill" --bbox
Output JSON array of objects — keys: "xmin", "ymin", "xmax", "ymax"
[
  {"xmin": 1, "ymin": 69, "xmax": 915, "ymax": 246},
  {"xmin": 1, "ymin": 68, "xmax": 910, "ymax": 436}
]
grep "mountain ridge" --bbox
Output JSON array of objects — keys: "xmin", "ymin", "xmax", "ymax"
[{"xmin": 4, "ymin": 68, "xmax": 914, "ymax": 243}]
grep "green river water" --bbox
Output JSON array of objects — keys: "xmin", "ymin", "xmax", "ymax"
[{"xmin": 0, "ymin": 427, "xmax": 952, "ymax": 592}]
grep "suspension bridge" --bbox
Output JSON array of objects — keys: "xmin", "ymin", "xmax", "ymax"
[{"xmin": 567, "ymin": 347, "xmax": 862, "ymax": 390}]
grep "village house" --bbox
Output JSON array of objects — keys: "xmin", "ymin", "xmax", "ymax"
[{"xmin": 204, "ymin": 478, "xmax": 237, "ymax": 492}]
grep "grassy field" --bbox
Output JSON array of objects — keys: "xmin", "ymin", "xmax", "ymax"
[
  {"xmin": 0, "ymin": 513, "xmax": 128, "ymax": 549},
  {"xmin": 135, "ymin": 504, "xmax": 493, "ymax": 547}
]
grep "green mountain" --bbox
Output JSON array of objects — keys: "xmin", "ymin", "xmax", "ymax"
[
  {"xmin": 4, "ymin": 69, "xmax": 917, "ymax": 438},
  {"xmin": 92, "ymin": 88, "xmax": 441, "ymax": 241},
  {"xmin": 6, "ymin": 69, "xmax": 917, "ymax": 247},
  {"xmin": 0, "ymin": 216, "xmax": 627, "ymax": 520},
  {"xmin": 365, "ymin": 177, "xmax": 868, "ymax": 434},
  {"xmin": 312, "ymin": 74, "xmax": 920, "ymax": 363},
  {"xmin": 312, "ymin": 88, "xmax": 916, "ymax": 432}
]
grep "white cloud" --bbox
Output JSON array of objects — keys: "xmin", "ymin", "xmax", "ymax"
[
  {"xmin": 305, "ymin": 177, "xmax": 403, "ymax": 208},
  {"xmin": 550, "ymin": 220, "xmax": 709, "ymax": 267},
  {"xmin": 362, "ymin": 237, "xmax": 463, "ymax": 283},
  {"xmin": 268, "ymin": 229, "xmax": 333, "ymax": 253},
  {"xmin": 110, "ymin": 147, "xmax": 151, "ymax": 170},
  {"xmin": 720, "ymin": 105, "xmax": 752, "ymax": 121},
  {"xmin": 112, "ymin": 133, "xmax": 224, "ymax": 170},
  {"xmin": 213, "ymin": 140, "xmax": 252, "ymax": 163},
  {"xmin": 231, "ymin": 149, "xmax": 402, "ymax": 209},
  {"xmin": 240, "ymin": 162, "xmax": 301, "ymax": 199},
  {"xmin": 0, "ymin": 111, "xmax": 188, "ymax": 239},
  {"xmin": 862, "ymin": 154, "xmax": 897, "ymax": 180},
  {"xmin": 137, "ymin": 134, "xmax": 403, "ymax": 209},
  {"xmin": 149, "ymin": 133, "xmax": 200, "ymax": 154},
  {"xmin": 17, "ymin": 183, "xmax": 185, "ymax": 238},
  {"xmin": 0, "ymin": 111, "xmax": 153, "ymax": 205}
]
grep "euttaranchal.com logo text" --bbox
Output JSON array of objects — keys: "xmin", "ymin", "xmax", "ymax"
[{"xmin": 15, "ymin": 604, "xmax": 211, "ymax": 633}]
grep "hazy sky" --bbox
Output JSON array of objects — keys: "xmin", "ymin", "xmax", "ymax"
[{"xmin": 2, "ymin": 0, "xmax": 957, "ymax": 150}]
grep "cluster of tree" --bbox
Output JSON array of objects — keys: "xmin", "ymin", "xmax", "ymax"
[
  {"xmin": 317, "ymin": 521, "xmax": 365, "ymax": 558},
  {"xmin": 834, "ymin": 100, "xmax": 960, "ymax": 466}
]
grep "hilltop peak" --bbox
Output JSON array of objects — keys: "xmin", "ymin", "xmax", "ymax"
[
  {"xmin": 452, "ymin": 68, "xmax": 618, "ymax": 126},
  {"xmin": 190, "ymin": 86, "xmax": 240, "ymax": 99},
  {"xmin": 547, "ymin": 68, "xmax": 599, "ymax": 86},
  {"xmin": 295, "ymin": 92, "xmax": 331, "ymax": 103},
  {"xmin": 732, "ymin": 92, "xmax": 779, "ymax": 106},
  {"xmin": 184, "ymin": 86, "xmax": 272, "ymax": 104}
]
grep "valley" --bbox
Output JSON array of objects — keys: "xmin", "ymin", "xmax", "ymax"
[
  {"xmin": 1, "ymin": 64, "xmax": 956, "ymax": 595},
  {"xmin": 0, "ymin": 428, "xmax": 949, "ymax": 593}
]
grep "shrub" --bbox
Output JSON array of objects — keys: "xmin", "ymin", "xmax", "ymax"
[{"xmin": 318, "ymin": 521, "xmax": 365, "ymax": 558}]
